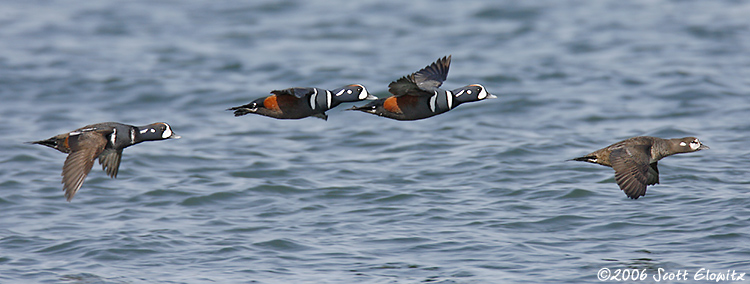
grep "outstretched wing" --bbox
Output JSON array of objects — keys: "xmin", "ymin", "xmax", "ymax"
[
  {"xmin": 98, "ymin": 148, "xmax": 123, "ymax": 178},
  {"xmin": 610, "ymin": 146, "xmax": 652, "ymax": 199},
  {"xmin": 388, "ymin": 55, "xmax": 451, "ymax": 97},
  {"xmin": 62, "ymin": 131, "xmax": 108, "ymax": 201},
  {"xmin": 646, "ymin": 162, "xmax": 660, "ymax": 186}
]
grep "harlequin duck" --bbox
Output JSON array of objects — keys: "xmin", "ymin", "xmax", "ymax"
[
  {"xmin": 347, "ymin": 55, "xmax": 496, "ymax": 120},
  {"xmin": 228, "ymin": 84, "xmax": 375, "ymax": 120},
  {"xmin": 29, "ymin": 122, "xmax": 180, "ymax": 201},
  {"xmin": 572, "ymin": 136, "xmax": 708, "ymax": 199}
]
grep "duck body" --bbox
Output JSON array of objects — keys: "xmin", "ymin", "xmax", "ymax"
[
  {"xmin": 348, "ymin": 55, "xmax": 495, "ymax": 120},
  {"xmin": 572, "ymin": 136, "xmax": 708, "ymax": 199},
  {"xmin": 30, "ymin": 122, "xmax": 180, "ymax": 201},
  {"xmin": 229, "ymin": 84, "xmax": 374, "ymax": 120}
]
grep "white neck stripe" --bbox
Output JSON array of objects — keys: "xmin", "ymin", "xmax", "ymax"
[
  {"xmin": 326, "ymin": 90, "xmax": 332, "ymax": 109},
  {"xmin": 429, "ymin": 93, "xmax": 438, "ymax": 112},
  {"xmin": 110, "ymin": 128, "xmax": 117, "ymax": 145},
  {"xmin": 309, "ymin": 89, "xmax": 318, "ymax": 110},
  {"xmin": 446, "ymin": 90, "xmax": 453, "ymax": 109}
]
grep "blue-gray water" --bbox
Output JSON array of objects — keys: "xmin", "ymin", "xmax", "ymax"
[{"xmin": 1, "ymin": 0, "xmax": 749, "ymax": 283}]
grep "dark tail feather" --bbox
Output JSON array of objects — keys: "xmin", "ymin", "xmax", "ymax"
[
  {"xmin": 227, "ymin": 105, "xmax": 253, "ymax": 117},
  {"xmin": 570, "ymin": 155, "xmax": 596, "ymax": 163},
  {"xmin": 28, "ymin": 138, "xmax": 58, "ymax": 149}
]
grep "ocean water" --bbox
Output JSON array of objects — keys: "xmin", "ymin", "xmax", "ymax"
[{"xmin": 1, "ymin": 0, "xmax": 749, "ymax": 283}]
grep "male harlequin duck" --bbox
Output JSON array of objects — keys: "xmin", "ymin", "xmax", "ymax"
[
  {"xmin": 29, "ymin": 122, "xmax": 180, "ymax": 201},
  {"xmin": 572, "ymin": 136, "xmax": 708, "ymax": 199},
  {"xmin": 347, "ymin": 55, "xmax": 496, "ymax": 120},
  {"xmin": 228, "ymin": 84, "xmax": 376, "ymax": 120}
]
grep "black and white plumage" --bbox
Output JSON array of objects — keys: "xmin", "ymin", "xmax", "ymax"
[
  {"xmin": 348, "ymin": 55, "xmax": 496, "ymax": 121},
  {"xmin": 29, "ymin": 122, "xmax": 180, "ymax": 201},
  {"xmin": 228, "ymin": 84, "xmax": 375, "ymax": 120}
]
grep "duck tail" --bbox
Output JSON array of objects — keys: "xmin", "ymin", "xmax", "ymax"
[
  {"xmin": 570, "ymin": 155, "xmax": 597, "ymax": 163},
  {"xmin": 28, "ymin": 138, "xmax": 58, "ymax": 149},
  {"xmin": 227, "ymin": 104, "xmax": 254, "ymax": 117}
]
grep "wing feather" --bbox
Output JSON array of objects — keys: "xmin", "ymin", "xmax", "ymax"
[
  {"xmin": 271, "ymin": 87, "xmax": 315, "ymax": 98},
  {"xmin": 98, "ymin": 148, "xmax": 123, "ymax": 178},
  {"xmin": 610, "ymin": 146, "xmax": 651, "ymax": 199},
  {"xmin": 388, "ymin": 55, "xmax": 451, "ymax": 97},
  {"xmin": 62, "ymin": 148, "xmax": 98, "ymax": 201},
  {"xmin": 61, "ymin": 132, "xmax": 107, "ymax": 201}
]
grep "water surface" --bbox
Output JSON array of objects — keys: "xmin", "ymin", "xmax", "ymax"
[{"xmin": 1, "ymin": 0, "xmax": 749, "ymax": 283}]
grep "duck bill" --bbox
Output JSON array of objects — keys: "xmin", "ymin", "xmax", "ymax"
[
  {"xmin": 365, "ymin": 94, "xmax": 378, "ymax": 100},
  {"xmin": 170, "ymin": 133, "xmax": 182, "ymax": 139},
  {"xmin": 698, "ymin": 144, "xmax": 709, "ymax": 150},
  {"xmin": 486, "ymin": 93, "xmax": 498, "ymax": 99}
]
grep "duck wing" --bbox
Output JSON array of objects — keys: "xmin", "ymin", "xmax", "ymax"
[
  {"xmin": 388, "ymin": 55, "xmax": 451, "ymax": 97},
  {"xmin": 610, "ymin": 145, "xmax": 652, "ymax": 199}
]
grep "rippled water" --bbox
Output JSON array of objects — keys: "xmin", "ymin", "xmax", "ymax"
[{"xmin": 2, "ymin": 0, "xmax": 750, "ymax": 283}]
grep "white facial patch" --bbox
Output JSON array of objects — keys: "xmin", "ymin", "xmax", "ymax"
[
  {"xmin": 475, "ymin": 85, "xmax": 488, "ymax": 100},
  {"xmin": 309, "ymin": 89, "xmax": 318, "ymax": 110},
  {"xmin": 140, "ymin": 128, "xmax": 149, "ymax": 134},
  {"xmin": 150, "ymin": 129, "xmax": 155, "ymax": 133},
  {"xmin": 689, "ymin": 142, "xmax": 700, "ymax": 150},
  {"xmin": 334, "ymin": 89, "xmax": 346, "ymax": 97},
  {"xmin": 162, "ymin": 125, "xmax": 172, "ymax": 139},
  {"xmin": 347, "ymin": 89, "xmax": 352, "ymax": 94},
  {"xmin": 455, "ymin": 90, "xmax": 465, "ymax": 97},
  {"xmin": 467, "ymin": 90, "xmax": 472, "ymax": 95},
  {"xmin": 358, "ymin": 85, "xmax": 369, "ymax": 100},
  {"xmin": 680, "ymin": 142, "xmax": 687, "ymax": 146}
]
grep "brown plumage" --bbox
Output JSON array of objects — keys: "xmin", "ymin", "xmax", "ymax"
[
  {"xmin": 572, "ymin": 136, "xmax": 708, "ymax": 199},
  {"xmin": 37, "ymin": 128, "xmax": 111, "ymax": 201},
  {"xmin": 30, "ymin": 122, "xmax": 179, "ymax": 201}
]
